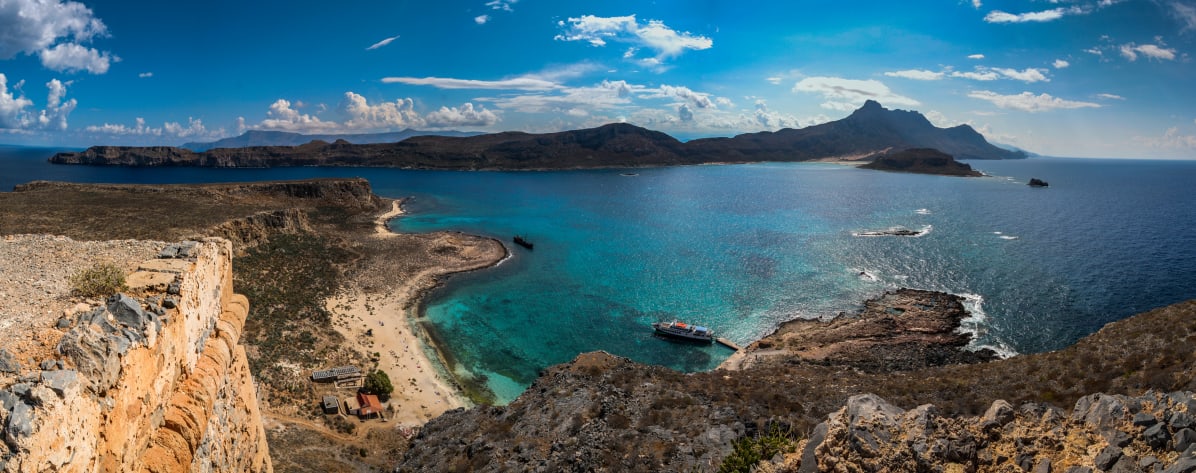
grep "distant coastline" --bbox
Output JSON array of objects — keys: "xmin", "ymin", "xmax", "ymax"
[{"xmin": 47, "ymin": 101, "xmax": 1025, "ymax": 171}]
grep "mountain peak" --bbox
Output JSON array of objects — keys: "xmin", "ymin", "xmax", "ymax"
[{"xmin": 860, "ymin": 99, "xmax": 884, "ymax": 110}]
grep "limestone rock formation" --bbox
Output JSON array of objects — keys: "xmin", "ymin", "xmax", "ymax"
[{"xmin": 0, "ymin": 238, "xmax": 270, "ymax": 472}]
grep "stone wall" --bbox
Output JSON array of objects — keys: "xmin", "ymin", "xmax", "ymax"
[{"xmin": 0, "ymin": 238, "xmax": 270, "ymax": 472}]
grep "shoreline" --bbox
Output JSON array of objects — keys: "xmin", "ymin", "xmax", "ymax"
[{"xmin": 327, "ymin": 198, "xmax": 507, "ymax": 426}]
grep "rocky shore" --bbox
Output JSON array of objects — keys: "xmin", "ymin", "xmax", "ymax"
[{"xmin": 721, "ymin": 289, "xmax": 999, "ymax": 372}]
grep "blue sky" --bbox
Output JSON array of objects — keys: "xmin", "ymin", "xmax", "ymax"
[{"xmin": 1, "ymin": 0, "xmax": 1195, "ymax": 158}]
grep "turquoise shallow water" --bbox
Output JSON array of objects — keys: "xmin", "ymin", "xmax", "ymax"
[
  {"xmin": 390, "ymin": 160, "xmax": 1196, "ymax": 403},
  {"xmin": 3, "ymin": 150, "xmax": 1195, "ymax": 404}
]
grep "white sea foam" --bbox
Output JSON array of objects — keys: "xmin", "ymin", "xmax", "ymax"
[
  {"xmin": 999, "ymin": 235, "xmax": 1018, "ymax": 240},
  {"xmin": 915, "ymin": 208, "xmax": 931, "ymax": 215},
  {"xmin": 854, "ymin": 269, "xmax": 879, "ymax": 282},
  {"xmin": 992, "ymin": 231, "xmax": 1002, "ymax": 235},
  {"xmin": 956, "ymin": 292, "xmax": 1018, "ymax": 359}
]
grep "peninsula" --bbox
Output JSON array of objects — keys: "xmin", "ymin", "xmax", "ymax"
[
  {"xmin": 859, "ymin": 147, "xmax": 984, "ymax": 177},
  {"xmin": 48, "ymin": 101, "xmax": 1025, "ymax": 170}
]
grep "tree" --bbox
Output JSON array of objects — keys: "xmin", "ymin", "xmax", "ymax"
[{"xmin": 362, "ymin": 369, "xmax": 394, "ymax": 402}]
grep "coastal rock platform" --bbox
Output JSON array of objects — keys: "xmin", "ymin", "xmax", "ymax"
[{"xmin": 721, "ymin": 289, "xmax": 999, "ymax": 372}]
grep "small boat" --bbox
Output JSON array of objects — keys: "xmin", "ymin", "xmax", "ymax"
[
  {"xmin": 652, "ymin": 320, "xmax": 714, "ymax": 344},
  {"xmin": 513, "ymin": 235, "xmax": 534, "ymax": 250}
]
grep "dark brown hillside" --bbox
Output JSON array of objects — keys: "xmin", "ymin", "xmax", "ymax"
[
  {"xmin": 50, "ymin": 101, "xmax": 1025, "ymax": 169},
  {"xmin": 860, "ymin": 147, "xmax": 984, "ymax": 176}
]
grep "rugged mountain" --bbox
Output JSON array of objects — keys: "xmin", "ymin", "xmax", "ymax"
[
  {"xmin": 859, "ymin": 148, "xmax": 984, "ymax": 176},
  {"xmin": 687, "ymin": 100, "xmax": 1022, "ymax": 161},
  {"xmin": 51, "ymin": 101, "xmax": 1025, "ymax": 169},
  {"xmin": 181, "ymin": 129, "xmax": 483, "ymax": 152}
]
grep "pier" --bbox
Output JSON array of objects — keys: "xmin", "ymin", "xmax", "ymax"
[{"xmin": 716, "ymin": 337, "xmax": 741, "ymax": 351}]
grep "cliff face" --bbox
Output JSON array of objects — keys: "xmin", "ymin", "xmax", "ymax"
[{"xmin": 0, "ymin": 237, "xmax": 270, "ymax": 472}]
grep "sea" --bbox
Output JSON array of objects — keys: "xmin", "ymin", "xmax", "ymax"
[{"xmin": 4, "ymin": 146, "xmax": 1196, "ymax": 404}]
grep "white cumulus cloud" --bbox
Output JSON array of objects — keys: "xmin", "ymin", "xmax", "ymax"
[
  {"xmin": 0, "ymin": 74, "xmax": 76, "ymax": 130},
  {"xmin": 485, "ymin": 0, "xmax": 517, "ymax": 11},
  {"xmin": 992, "ymin": 67, "xmax": 1049, "ymax": 82},
  {"xmin": 38, "ymin": 42, "xmax": 114, "ymax": 74},
  {"xmin": 984, "ymin": 6, "xmax": 1084, "ymax": 23},
  {"xmin": 138, "ymin": 72, "xmax": 153, "ymax": 78},
  {"xmin": 968, "ymin": 90, "xmax": 1100, "ymax": 112},
  {"xmin": 84, "ymin": 117, "xmax": 217, "ymax": 138},
  {"xmin": 425, "ymin": 103, "xmax": 499, "ymax": 127},
  {"xmin": 792, "ymin": 77, "xmax": 919, "ymax": 111},
  {"xmin": 366, "ymin": 35, "xmax": 399, "ymax": 50},
  {"xmin": 884, "ymin": 69, "xmax": 946, "ymax": 80},
  {"xmin": 1053, "ymin": 59, "xmax": 1070, "ymax": 69},
  {"xmin": 555, "ymin": 14, "xmax": 712, "ymax": 68},
  {"xmin": 0, "ymin": 0, "xmax": 115, "ymax": 74},
  {"xmin": 1097, "ymin": 93, "xmax": 1125, "ymax": 100},
  {"xmin": 0, "ymin": 74, "xmax": 35, "ymax": 129},
  {"xmin": 1135, "ymin": 126, "xmax": 1196, "ymax": 150},
  {"xmin": 474, "ymin": 15, "xmax": 489, "ymax": 25},
  {"xmin": 968, "ymin": 54, "xmax": 985, "ymax": 59},
  {"xmin": 1119, "ymin": 42, "xmax": 1177, "ymax": 61}
]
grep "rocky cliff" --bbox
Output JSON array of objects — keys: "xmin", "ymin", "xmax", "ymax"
[
  {"xmin": 48, "ymin": 102, "xmax": 1024, "ymax": 169},
  {"xmin": 0, "ymin": 236, "xmax": 271, "ymax": 472}
]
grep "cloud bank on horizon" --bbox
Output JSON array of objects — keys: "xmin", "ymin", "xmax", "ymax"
[{"xmin": 1, "ymin": 0, "xmax": 1196, "ymax": 158}]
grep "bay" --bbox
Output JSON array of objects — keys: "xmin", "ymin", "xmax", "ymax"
[{"xmin": 4, "ymin": 148, "xmax": 1195, "ymax": 404}]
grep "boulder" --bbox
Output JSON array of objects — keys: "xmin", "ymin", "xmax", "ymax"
[
  {"xmin": 0, "ymin": 349, "xmax": 20, "ymax": 374},
  {"xmin": 1145, "ymin": 423, "xmax": 1171, "ymax": 450},
  {"xmin": 40, "ymin": 370, "xmax": 78, "ymax": 396},
  {"xmin": 1073, "ymin": 394, "xmax": 1127, "ymax": 429}
]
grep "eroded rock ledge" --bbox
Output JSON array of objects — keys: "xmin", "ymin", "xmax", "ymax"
[
  {"xmin": 0, "ymin": 237, "xmax": 270, "ymax": 472},
  {"xmin": 722, "ymin": 289, "xmax": 998, "ymax": 372}
]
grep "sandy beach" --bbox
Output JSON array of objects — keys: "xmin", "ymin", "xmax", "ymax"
[{"xmin": 325, "ymin": 199, "xmax": 502, "ymax": 427}]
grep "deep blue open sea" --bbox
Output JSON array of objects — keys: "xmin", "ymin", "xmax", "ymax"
[{"xmin": 4, "ymin": 146, "xmax": 1195, "ymax": 403}]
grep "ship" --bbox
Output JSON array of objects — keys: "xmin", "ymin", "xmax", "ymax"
[
  {"xmin": 513, "ymin": 235, "xmax": 534, "ymax": 250},
  {"xmin": 651, "ymin": 320, "xmax": 714, "ymax": 344}
]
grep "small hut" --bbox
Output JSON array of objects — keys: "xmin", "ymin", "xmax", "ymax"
[
  {"xmin": 321, "ymin": 396, "xmax": 339, "ymax": 415},
  {"xmin": 357, "ymin": 392, "xmax": 383, "ymax": 419}
]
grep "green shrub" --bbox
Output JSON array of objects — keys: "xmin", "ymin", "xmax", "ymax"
[
  {"xmin": 363, "ymin": 369, "xmax": 395, "ymax": 402},
  {"xmin": 69, "ymin": 263, "xmax": 127, "ymax": 297},
  {"xmin": 718, "ymin": 424, "xmax": 797, "ymax": 473}
]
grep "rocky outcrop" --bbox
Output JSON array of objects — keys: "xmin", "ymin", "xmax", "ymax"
[
  {"xmin": 1029, "ymin": 178, "xmax": 1050, "ymax": 187},
  {"xmin": 49, "ymin": 102, "xmax": 1024, "ymax": 170},
  {"xmin": 0, "ymin": 239, "xmax": 270, "ymax": 472},
  {"xmin": 208, "ymin": 209, "xmax": 313, "ymax": 251},
  {"xmin": 860, "ymin": 148, "xmax": 984, "ymax": 176},
  {"xmin": 788, "ymin": 391, "xmax": 1196, "ymax": 473},
  {"xmin": 722, "ymin": 289, "xmax": 998, "ymax": 372}
]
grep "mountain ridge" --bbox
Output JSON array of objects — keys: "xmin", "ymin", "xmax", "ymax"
[
  {"xmin": 181, "ymin": 128, "xmax": 485, "ymax": 152},
  {"xmin": 52, "ymin": 101, "xmax": 1025, "ymax": 169}
]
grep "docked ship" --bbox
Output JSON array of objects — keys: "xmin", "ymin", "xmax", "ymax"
[
  {"xmin": 651, "ymin": 320, "xmax": 714, "ymax": 344},
  {"xmin": 513, "ymin": 235, "xmax": 534, "ymax": 250}
]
